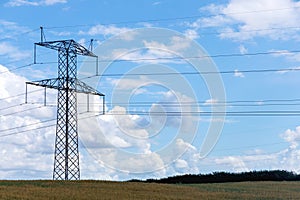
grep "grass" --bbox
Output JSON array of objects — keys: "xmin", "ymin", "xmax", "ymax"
[{"xmin": 0, "ymin": 180, "xmax": 299, "ymax": 199}]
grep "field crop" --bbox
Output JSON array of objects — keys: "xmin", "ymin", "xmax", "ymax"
[
  {"xmin": 189, "ymin": 181, "xmax": 300, "ymax": 199},
  {"xmin": 0, "ymin": 180, "xmax": 299, "ymax": 199}
]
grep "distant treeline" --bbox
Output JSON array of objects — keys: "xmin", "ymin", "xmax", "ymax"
[{"xmin": 129, "ymin": 170, "xmax": 300, "ymax": 184}]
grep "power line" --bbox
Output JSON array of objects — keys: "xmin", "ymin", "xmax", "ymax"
[
  {"xmin": 2, "ymin": 49, "xmax": 299, "ymax": 77},
  {"xmin": 0, "ymin": 88, "xmax": 43, "ymax": 101},
  {"xmin": 78, "ymin": 49, "xmax": 300, "ymax": 64},
  {"xmin": 0, "ymin": 63, "xmax": 36, "ymax": 75},
  {"xmin": 0, "ymin": 118, "xmax": 56, "ymax": 133},
  {"xmin": 43, "ymin": 6, "xmax": 300, "ymax": 29},
  {"xmin": 79, "ymin": 67, "xmax": 300, "ymax": 80},
  {"xmin": 0, "ymin": 123, "xmax": 56, "ymax": 138},
  {"xmin": 0, "ymin": 28, "xmax": 39, "ymax": 42},
  {"xmin": 103, "ymin": 111, "xmax": 300, "ymax": 117},
  {"xmin": 3, "ymin": 91, "xmax": 300, "ymax": 113},
  {"xmin": 0, "ymin": 103, "xmax": 25, "ymax": 111},
  {"xmin": 86, "ymin": 102, "xmax": 300, "ymax": 107},
  {"xmin": 1, "ymin": 105, "xmax": 44, "ymax": 117},
  {"xmin": 0, "ymin": 62, "xmax": 57, "ymax": 75},
  {"xmin": 0, "ymin": 111, "xmax": 103, "ymax": 137},
  {"xmin": 77, "ymin": 110, "xmax": 300, "ymax": 117}
]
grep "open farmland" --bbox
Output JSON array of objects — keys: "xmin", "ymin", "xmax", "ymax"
[{"xmin": 0, "ymin": 180, "xmax": 299, "ymax": 200}]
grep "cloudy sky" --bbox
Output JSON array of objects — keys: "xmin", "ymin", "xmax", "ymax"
[{"xmin": 1, "ymin": 0, "xmax": 300, "ymax": 180}]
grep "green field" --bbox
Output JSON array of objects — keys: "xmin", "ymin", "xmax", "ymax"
[{"xmin": 0, "ymin": 180, "xmax": 299, "ymax": 199}]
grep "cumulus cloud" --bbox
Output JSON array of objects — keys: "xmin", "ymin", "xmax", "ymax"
[
  {"xmin": 3, "ymin": 62, "xmax": 300, "ymax": 179},
  {"xmin": 209, "ymin": 126, "xmax": 300, "ymax": 174},
  {"xmin": 0, "ymin": 64, "xmax": 56, "ymax": 179},
  {"xmin": 78, "ymin": 108, "xmax": 166, "ymax": 176},
  {"xmin": 193, "ymin": 0, "xmax": 300, "ymax": 40},
  {"xmin": 281, "ymin": 126, "xmax": 300, "ymax": 149},
  {"xmin": 215, "ymin": 156, "xmax": 249, "ymax": 172}
]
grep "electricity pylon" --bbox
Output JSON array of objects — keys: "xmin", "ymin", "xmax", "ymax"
[{"xmin": 26, "ymin": 38, "xmax": 104, "ymax": 180}]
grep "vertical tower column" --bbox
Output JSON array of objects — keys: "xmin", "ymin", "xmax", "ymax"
[{"xmin": 53, "ymin": 47, "xmax": 79, "ymax": 180}]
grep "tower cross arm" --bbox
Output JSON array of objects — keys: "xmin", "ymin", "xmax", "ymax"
[
  {"xmin": 26, "ymin": 78, "xmax": 60, "ymax": 90},
  {"xmin": 75, "ymin": 79, "xmax": 104, "ymax": 96},
  {"xmin": 35, "ymin": 40, "xmax": 97, "ymax": 57},
  {"xmin": 26, "ymin": 78, "xmax": 104, "ymax": 96}
]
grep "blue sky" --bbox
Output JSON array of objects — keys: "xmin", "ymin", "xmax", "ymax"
[{"xmin": 1, "ymin": 0, "xmax": 300, "ymax": 180}]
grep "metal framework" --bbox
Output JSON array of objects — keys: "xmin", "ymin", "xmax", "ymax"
[{"xmin": 26, "ymin": 40, "xmax": 104, "ymax": 180}]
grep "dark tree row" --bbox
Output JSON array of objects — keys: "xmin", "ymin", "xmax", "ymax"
[{"xmin": 129, "ymin": 170, "xmax": 300, "ymax": 184}]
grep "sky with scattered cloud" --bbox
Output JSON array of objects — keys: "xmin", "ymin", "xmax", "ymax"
[{"xmin": 1, "ymin": 0, "xmax": 300, "ymax": 180}]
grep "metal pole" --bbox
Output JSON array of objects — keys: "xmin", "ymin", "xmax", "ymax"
[
  {"xmin": 103, "ymin": 95, "xmax": 105, "ymax": 114},
  {"xmin": 96, "ymin": 57, "xmax": 99, "ymax": 76},
  {"xmin": 34, "ymin": 44, "xmax": 37, "ymax": 64},
  {"xmin": 40, "ymin": 27, "xmax": 43, "ymax": 42},
  {"xmin": 25, "ymin": 83, "xmax": 28, "ymax": 104},
  {"xmin": 87, "ymin": 94, "xmax": 90, "ymax": 112},
  {"xmin": 44, "ymin": 87, "xmax": 47, "ymax": 106}
]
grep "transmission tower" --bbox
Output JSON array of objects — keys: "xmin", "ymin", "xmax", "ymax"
[{"xmin": 26, "ymin": 34, "xmax": 104, "ymax": 180}]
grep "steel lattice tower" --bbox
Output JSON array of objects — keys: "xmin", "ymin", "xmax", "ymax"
[{"xmin": 26, "ymin": 40, "xmax": 104, "ymax": 180}]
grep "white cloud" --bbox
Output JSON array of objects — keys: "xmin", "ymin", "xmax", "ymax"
[
  {"xmin": 81, "ymin": 24, "xmax": 132, "ymax": 38},
  {"xmin": 234, "ymin": 69, "xmax": 245, "ymax": 78},
  {"xmin": 104, "ymin": 36, "xmax": 193, "ymax": 65},
  {"xmin": 152, "ymin": 1, "xmax": 161, "ymax": 6},
  {"xmin": 199, "ymin": 3, "xmax": 225, "ymax": 15},
  {"xmin": 184, "ymin": 29, "xmax": 200, "ymax": 40},
  {"xmin": 0, "ymin": 19, "xmax": 31, "ymax": 42},
  {"xmin": 270, "ymin": 49, "xmax": 300, "ymax": 62},
  {"xmin": 0, "ymin": 20, "xmax": 32, "ymax": 61},
  {"xmin": 211, "ymin": 148, "xmax": 300, "ymax": 174},
  {"xmin": 5, "ymin": 0, "xmax": 38, "ymax": 6},
  {"xmin": 281, "ymin": 126, "xmax": 300, "ymax": 149},
  {"xmin": 5, "ymin": 0, "xmax": 67, "ymax": 7},
  {"xmin": 239, "ymin": 45, "xmax": 248, "ymax": 54},
  {"xmin": 79, "ymin": 105, "xmax": 152, "ymax": 152},
  {"xmin": 215, "ymin": 156, "xmax": 249, "ymax": 172},
  {"xmin": 78, "ymin": 108, "xmax": 167, "ymax": 176},
  {"xmin": 169, "ymin": 139, "xmax": 200, "ymax": 174},
  {"xmin": 195, "ymin": 0, "xmax": 300, "ymax": 40},
  {"xmin": 276, "ymin": 66, "xmax": 300, "ymax": 74},
  {"xmin": 43, "ymin": 0, "xmax": 66, "ymax": 5},
  {"xmin": 0, "ymin": 42, "xmax": 31, "ymax": 60},
  {"xmin": 107, "ymin": 76, "xmax": 155, "ymax": 91},
  {"xmin": 175, "ymin": 159, "xmax": 188, "ymax": 169},
  {"xmin": 143, "ymin": 36, "xmax": 192, "ymax": 52},
  {"xmin": 210, "ymin": 126, "xmax": 300, "ymax": 174},
  {"xmin": 204, "ymin": 98, "xmax": 219, "ymax": 105},
  {"xmin": 3, "ymin": 61, "xmax": 300, "ymax": 179},
  {"xmin": 0, "ymin": 64, "xmax": 57, "ymax": 179},
  {"xmin": 78, "ymin": 87, "xmax": 200, "ymax": 176}
]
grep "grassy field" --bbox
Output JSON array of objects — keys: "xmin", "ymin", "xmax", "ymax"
[{"xmin": 0, "ymin": 180, "xmax": 299, "ymax": 199}]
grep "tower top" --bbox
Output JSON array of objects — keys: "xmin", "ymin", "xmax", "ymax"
[{"xmin": 35, "ymin": 40, "xmax": 97, "ymax": 57}]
